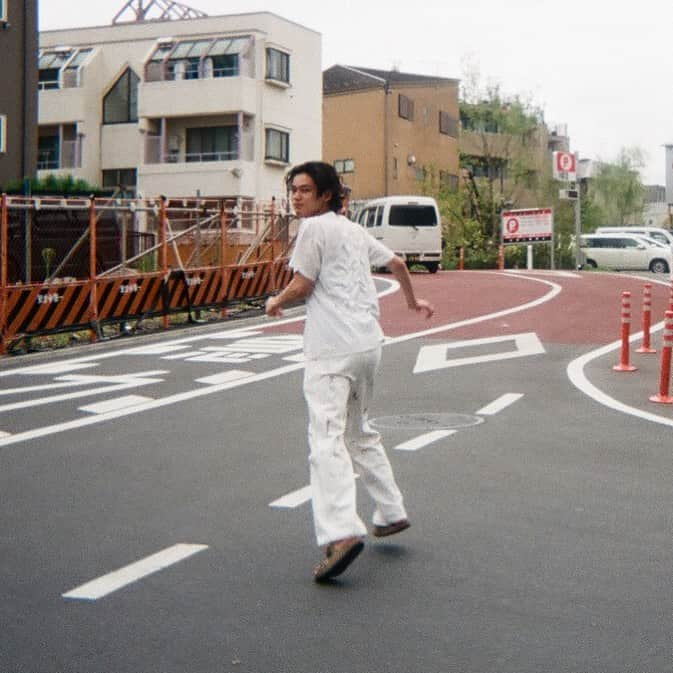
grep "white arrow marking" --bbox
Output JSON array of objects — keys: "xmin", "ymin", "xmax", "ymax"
[
  {"xmin": 413, "ymin": 332, "xmax": 545, "ymax": 373},
  {"xmin": 62, "ymin": 543, "xmax": 208, "ymax": 601}
]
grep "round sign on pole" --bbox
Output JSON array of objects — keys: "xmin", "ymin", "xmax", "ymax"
[{"xmin": 506, "ymin": 217, "xmax": 519, "ymax": 234}]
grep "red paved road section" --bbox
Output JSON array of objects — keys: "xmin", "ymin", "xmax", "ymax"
[{"xmin": 264, "ymin": 271, "xmax": 672, "ymax": 346}]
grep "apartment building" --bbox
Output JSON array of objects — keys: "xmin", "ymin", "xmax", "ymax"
[
  {"xmin": 0, "ymin": 0, "xmax": 38, "ymax": 188},
  {"xmin": 38, "ymin": 10, "xmax": 322, "ymax": 200},
  {"xmin": 323, "ymin": 65, "xmax": 460, "ymax": 200}
]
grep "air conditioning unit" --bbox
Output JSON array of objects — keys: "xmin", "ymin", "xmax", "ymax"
[{"xmin": 167, "ymin": 135, "xmax": 180, "ymax": 151}]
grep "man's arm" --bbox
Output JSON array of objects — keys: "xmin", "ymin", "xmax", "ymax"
[
  {"xmin": 387, "ymin": 256, "xmax": 435, "ymax": 319},
  {"xmin": 265, "ymin": 271, "xmax": 315, "ymax": 318}
]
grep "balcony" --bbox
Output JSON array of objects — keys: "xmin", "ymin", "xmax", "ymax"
[
  {"xmin": 138, "ymin": 76, "xmax": 258, "ymax": 119},
  {"xmin": 37, "ymin": 139, "xmax": 82, "ymax": 171}
]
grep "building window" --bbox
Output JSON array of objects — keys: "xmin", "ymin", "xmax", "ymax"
[
  {"xmin": 39, "ymin": 50, "xmax": 73, "ymax": 90},
  {"xmin": 38, "ymin": 134, "xmax": 60, "ymax": 170},
  {"xmin": 0, "ymin": 114, "xmax": 6, "ymax": 153},
  {"xmin": 439, "ymin": 171, "xmax": 459, "ymax": 191},
  {"xmin": 334, "ymin": 159, "xmax": 355, "ymax": 174},
  {"xmin": 266, "ymin": 48, "xmax": 290, "ymax": 83},
  {"xmin": 103, "ymin": 68, "xmax": 139, "ymax": 124},
  {"xmin": 145, "ymin": 36, "xmax": 250, "ymax": 82},
  {"xmin": 439, "ymin": 111, "xmax": 458, "ymax": 137},
  {"xmin": 186, "ymin": 126, "xmax": 237, "ymax": 162},
  {"xmin": 265, "ymin": 128, "xmax": 289, "ymax": 163},
  {"xmin": 62, "ymin": 48, "xmax": 92, "ymax": 88},
  {"xmin": 102, "ymin": 168, "xmax": 137, "ymax": 195},
  {"xmin": 398, "ymin": 94, "xmax": 414, "ymax": 121}
]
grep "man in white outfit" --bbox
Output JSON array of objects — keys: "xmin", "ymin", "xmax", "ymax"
[{"xmin": 265, "ymin": 162, "xmax": 434, "ymax": 582}]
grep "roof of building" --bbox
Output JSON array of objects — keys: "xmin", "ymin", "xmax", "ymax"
[{"xmin": 323, "ymin": 64, "xmax": 459, "ymax": 95}]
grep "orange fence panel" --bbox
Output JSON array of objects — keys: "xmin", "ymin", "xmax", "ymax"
[
  {"xmin": 165, "ymin": 268, "xmax": 227, "ymax": 312},
  {"xmin": 5, "ymin": 282, "xmax": 91, "ymax": 337},
  {"xmin": 226, "ymin": 261, "xmax": 274, "ymax": 302},
  {"xmin": 96, "ymin": 274, "xmax": 165, "ymax": 322}
]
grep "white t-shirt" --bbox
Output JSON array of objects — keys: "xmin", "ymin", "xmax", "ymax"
[{"xmin": 289, "ymin": 210, "xmax": 394, "ymax": 360}]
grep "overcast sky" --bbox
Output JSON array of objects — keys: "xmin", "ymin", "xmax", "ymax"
[{"xmin": 39, "ymin": 0, "xmax": 673, "ymax": 185}]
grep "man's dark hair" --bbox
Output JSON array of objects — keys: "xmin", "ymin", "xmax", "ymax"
[{"xmin": 285, "ymin": 161, "xmax": 343, "ymax": 212}]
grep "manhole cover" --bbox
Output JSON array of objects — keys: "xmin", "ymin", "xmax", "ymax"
[{"xmin": 369, "ymin": 413, "xmax": 484, "ymax": 430}]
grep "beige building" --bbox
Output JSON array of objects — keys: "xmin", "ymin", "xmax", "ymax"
[
  {"xmin": 38, "ymin": 7, "xmax": 322, "ymax": 200},
  {"xmin": 323, "ymin": 65, "xmax": 460, "ymax": 200}
]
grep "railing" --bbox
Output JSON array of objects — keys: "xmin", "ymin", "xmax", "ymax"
[
  {"xmin": 145, "ymin": 135, "xmax": 253, "ymax": 164},
  {"xmin": 37, "ymin": 141, "xmax": 82, "ymax": 170}
]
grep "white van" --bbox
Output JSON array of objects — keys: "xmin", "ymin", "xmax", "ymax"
[
  {"xmin": 355, "ymin": 195, "xmax": 443, "ymax": 273},
  {"xmin": 595, "ymin": 226, "xmax": 673, "ymax": 250}
]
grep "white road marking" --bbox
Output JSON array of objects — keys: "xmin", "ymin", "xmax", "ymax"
[
  {"xmin": 62, "ymin": 543, "xmax": 209, "ymax": 601},
  {"xmin": 161, "ymin": 350, "xmax": 206, "ymax": 360},
  {"xmin": 269, "ymin": 485, "xmax": 312, "ymax": 509},
  {"xmin": 79, "ymin": 395, "xmax": 153, "ymax": 414},
  {"xmin": 270, "ymin": 475, "xmax": 359, "ymax": 509},
  {"xmin": 566, "ymin": 274, "xmax": 673, "ymax": 428},
  {"xmin": 124, "ymin": 344, "xmax": 194, "ymax": 355},
  {"xmin": 413, "ymin": 333, "xmax": 545, "ymax": 373},
  {"xmin": 0, "ymin": 431, "xmax": 11, "ymax": 437},
  {"xmin": 477, "ymin": 393, "xmax": 524, "ymax": 415},
  {"xmin": 0, "ymin": 274, "xmax": 561, "ymax": 448},
  {"xmin": 0, "ymin": 373, "xmax": 168, "ymax": 413},
  {"xmin": 20, "ymin": 362, "xmax": 98, "ymax": 375},
  {"xmin": 195, "ymin": 370, "xmax": 254, "ymax": 385},
  {"xmin": 394, "ymin": 429, "xmax": 456, "ymax": 451}
]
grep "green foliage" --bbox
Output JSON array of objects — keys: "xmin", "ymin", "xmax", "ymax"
[
  {"xmin": 590, "ymin": 148, "xmax": 646, "ymax": 225},
  {"xmin": 1, "ymin": 174, "xmax": 109, "ymax": 196}
]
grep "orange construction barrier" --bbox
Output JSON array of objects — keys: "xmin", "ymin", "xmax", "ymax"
[
  {"xmin": 650, "ymin": 310, "xmax": 673, "ymax": 404},
  {"xmin": 613, "ymin": 291, "xmax": 638, "ymax": 372},
  {"xmin": 636, "ymin": 283, "xmax": 656, "ymax": 354}
]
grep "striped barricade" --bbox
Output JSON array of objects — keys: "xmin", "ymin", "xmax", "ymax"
[
  {"xmin": 226, "ymin": 261, "xmax": 274, "ymax": 303},
  {"xmin": 4, "ymin": 282, "xmax": 91, "ymax": 340},
  {"xmin": 165, "ymin": 268, "xmax": 227, "ymax": 313},
  {"xmin": 272, "ymin": 258, "xmax": 293, "ymax": 292},
  {"xmin": 96, "ymin": 274, "xmax": 166, "ymax": 322}
]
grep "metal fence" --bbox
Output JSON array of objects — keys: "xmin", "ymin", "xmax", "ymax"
[{"xmin": 0, "ymin": 194, "xmax": 297, "ymax": 353}]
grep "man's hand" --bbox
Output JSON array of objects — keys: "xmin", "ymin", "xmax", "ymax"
[
  {"xmin": 265, "ymin": 295, "xmax": 283, "ymax": 318},
  {"xmin": 410, "ymin": 298, "xmax": 434, "ymax": 319}
]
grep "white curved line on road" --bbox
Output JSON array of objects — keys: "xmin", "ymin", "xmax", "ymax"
[
  {"xmin": 567, "ymin": 274, "xmax": 673, "ymax": 428},
  {"xmin": 0, "ymin": 273, "xmax": 561, "ymax": 448}
]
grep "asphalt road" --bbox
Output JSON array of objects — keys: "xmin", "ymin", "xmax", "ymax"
[{"xmin": 1, "ymin": 269, "xmax": 671, "ymax": 673}]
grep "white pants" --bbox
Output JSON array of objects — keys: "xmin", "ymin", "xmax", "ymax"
[{"xmin": 303, "ymin": 347, "xmax": 407, "ymax": 547}]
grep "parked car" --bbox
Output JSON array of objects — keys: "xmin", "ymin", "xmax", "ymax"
[
  {"xmin": 595, "ymin": 226, "xmax": 673, "ymax": 250},
  {"xmin": 579, "ymin": 233, "xmax": 672, "ymax": 273}
]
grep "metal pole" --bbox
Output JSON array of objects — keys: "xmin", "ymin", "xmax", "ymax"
[
  {"xmin": 1, "ymin": 194, "xmax": 7, "ymax": 354},
  {"xmin": 574, "ymin": 152, "xmax": 582, "ymax": 269}
]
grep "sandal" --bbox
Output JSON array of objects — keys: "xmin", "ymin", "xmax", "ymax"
[{"xmin": 313, "ymin": 537, "xmax": 364, "ymax": 582}]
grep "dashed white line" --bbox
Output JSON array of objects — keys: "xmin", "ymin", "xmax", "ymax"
[
  {"xmin": 269, "ymin": 485, "xmax": 312, "ymax": 509},
  {"xmin": 62, "ymin": 543, "xmax": 209, "ymax": 601},
  {"xmin": 477, "ymin": 393, "xmax": 524, "ymax": 415},
  {"xmin": 394, "ymin": 429, "xmax": 456, "ymax": 451}
]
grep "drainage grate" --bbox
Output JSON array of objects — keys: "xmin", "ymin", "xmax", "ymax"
[{"xmin": 369, "ymin": 413, "xmax": 484, "ymax": 431}]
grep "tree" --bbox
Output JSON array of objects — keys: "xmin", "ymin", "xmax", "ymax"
[{"xmin": 589, "ymin": 148, "xmax": 646, "ymax": 225}]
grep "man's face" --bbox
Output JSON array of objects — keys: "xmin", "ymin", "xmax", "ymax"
[{"xmin": 290, "ymin": 173, "xmax": 332, "ymax": 218}]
